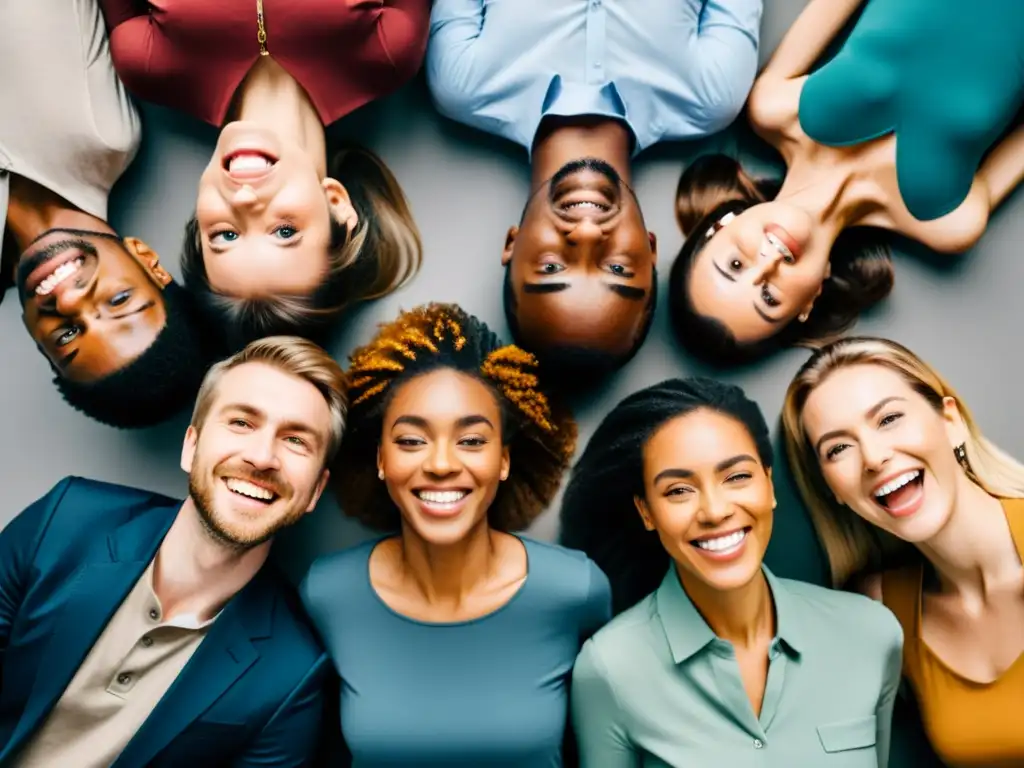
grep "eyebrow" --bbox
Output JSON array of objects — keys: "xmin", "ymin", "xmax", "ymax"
[
  {"xmin": 712, "ymin": 261, "xmax": 781, "ymax": 324},
  {"xmin": 813, "ymin": 396, "xmax": 908, "ymax": 453},
  {"xmin": 713, "ymin": 261, "xmax": 736, "ymax": 283},
  {"xmin": 653, "ymin": 454, "xmax": 757, "ymax": 484},
  {"xmin": 57, "ymin": 349, "xmax": 79, "ymax": 370},
  {"xmin": 392, "ymin": 414, "xmax": 495, "ymax": 430},
  {"xmin": 523, "ymin": 281, "xmax": 646, "ymax": 301},
  {"xmin": 222, "ymin": 403, "xmax": 324, "ymax": 448}
]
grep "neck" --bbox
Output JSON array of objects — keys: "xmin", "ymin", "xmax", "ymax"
[
  {"xmin": 679, "ymin": 565, "xmax": 775, "ymax": 649},
  {"xmin": 774, "ymin": 158, "xmax": 875, "ymax": 250},
  {"xmin": 397, "ymin": 521, "xmax": 500, "ymax": 606},
  {"xmin": 230, "ymin": 58, "xmax": 328, "ymax": 177},
  {"xmin": 152, "ymin": 499, "xmax": 270, "ymax": 622},
  {"xmin": 917, "ymin": 480, "xmax": 1022, "ymax": 601},
  {"xmin": 6, "ymin": 177, "xmax": 113, "ymax": 257},
  {"xmin": 530, "ymin": 118, "xmax": 634, "ymax": 188}
]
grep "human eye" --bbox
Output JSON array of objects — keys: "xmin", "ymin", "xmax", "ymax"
[
  {"xmin": 665, "ymin": 485, "xmax": 694, "ymax": 498},
  {"xmin": 824, "ymin": 443, "xmax": 849, "ymax": 461},
  {"xmin": 54, "ymin": 325, "xmax": 81, "ymax": 347},
  {"xmin": 761, "ymin": 284, "xmax": 780, "ymax": 307},
  {"xmin": 395, "ymin": 436, "xmax": 426, "ymax": 448},
  {"xmin": 273, "ymin": 224, "xmax": 298, "ymax": 239},
  {"xmin": 606, "ymin": 262, "xmax": 635, "ymax": 278},
  {"xmin": 725, "ymin": 472, "xmax": 753, "ymax": 483},
  {"xmin": 228, "ymin": 418, "xmax": 252, "ymax": 429},
  {"xmin": 210, "ymin": 229, "xmax": 239, "ymax": 245},
  {"xmin": 538, "ymin": 262, "xmax": 565, "ymax": 275},
  {"xmin": 285, "ymin": 435, "xmax": 308, "ymax": 448},
  {"xmin": 109, "ymin": 289, "xmax": 133, "ymax": 307},
  {"xmin": 879, "ymin": 412, "xmax": 904, "ymax": 428},
  {"xmin": 459, "ymin": 436, "xmax": 488, "ymax": 448}
]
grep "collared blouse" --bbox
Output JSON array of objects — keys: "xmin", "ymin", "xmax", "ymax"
[{"xmin": 571, "ymin": 566, "xmax": 903, "ymax": 767}]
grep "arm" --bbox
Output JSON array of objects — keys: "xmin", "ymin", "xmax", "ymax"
[
  {"xmin": 570, "ymin": 641, "xmax": 639, "ymax": 768},
  {"xmin": 424, "ymin": 0, "xmax": 486, "ymax": 111},
  {"xmin": 760, "ymin": 0, "xmax": 866, "ymax": 81},
  {"xmin": 874, "ymin": 620, "xmax": 904, "ymax": 768},
  {"xmin": 690, "ymin": 0, "xmax": 763, "ymax": 131},
  {"xmin": 979, "ymin": 124, "xmax": 1024, "ymax": 212},
  {"xmin": 377, "ymin": 0, "xmax": 431, "ymax": 77},
  {"xmin": 231, "ymin": 655, "xmax": 330, "ymax": 768},
  {"xmin": 581, "ymin": 560, "xmax": 613, "ymax": 641},
  {"xmin": 98, "ymin": 0, "xmax": 150, "ymax": 32}
]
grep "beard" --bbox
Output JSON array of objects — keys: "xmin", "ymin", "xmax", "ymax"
[{"xmin": 188, "ymin": 467, "xmax": 307, "ymax": 551}]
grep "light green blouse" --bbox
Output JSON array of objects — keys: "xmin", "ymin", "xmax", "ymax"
[{"xmin": 571, "ymin": 566, "xmax": 903, "ymax": 767}]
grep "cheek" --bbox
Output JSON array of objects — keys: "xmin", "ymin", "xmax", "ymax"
[{"xmin": 646, "ymin": 498, "xmax": 696, "ymax": 541}]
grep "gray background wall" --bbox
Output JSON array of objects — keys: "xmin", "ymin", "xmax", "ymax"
[{"xmin": 3, "ymin": 2, "xmax": 1020, "ymax": 764}]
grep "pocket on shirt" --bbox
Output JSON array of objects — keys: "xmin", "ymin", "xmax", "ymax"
[{"xmin": 816, "ymin": 715, "xmax": 877, "ymax": 752}]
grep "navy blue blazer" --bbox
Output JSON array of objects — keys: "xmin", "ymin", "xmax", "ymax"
[{"xmin": 0, "ymin": 477, "xmax": 329, "ymax": 767}]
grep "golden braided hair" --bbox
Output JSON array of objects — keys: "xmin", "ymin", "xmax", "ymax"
[{"xmin": 335, "ymin": 303, "xmax": 577, "ymax": 531}]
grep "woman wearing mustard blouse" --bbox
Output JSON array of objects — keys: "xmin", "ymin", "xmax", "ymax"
[
  {"xmin": 561, "ymin": 377, "xmax": 902, "ymax": 767},
  {"xmin": 783, "ymin": 336, "xmax": 1024, "ymax": 767},
  {"xmin": 98, "ymin": 0, "xmax": 428, "ymax": 346}
]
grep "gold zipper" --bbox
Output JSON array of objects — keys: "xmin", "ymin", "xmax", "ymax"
[{"xmin": 256, "ymin": 0, "xmax": 268, "ymax": 55}]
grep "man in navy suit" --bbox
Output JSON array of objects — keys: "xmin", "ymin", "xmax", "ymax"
[{"xmin": 0, "ymin": 335, "xmax": 349, "ymax": 767}]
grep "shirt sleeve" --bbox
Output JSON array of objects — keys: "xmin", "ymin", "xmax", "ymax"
[
  {"xmin": 425, "ymin": 0, "xmax": 486, "ymax": 117},
  {"xmin": 875, "ymin": 616, "xmax": 904, "ymax": 768},
  {"xmin": 571, "ymin": 639, "xmax": 639, "ymax": 768},
  {"xmin": 691, "ymin": 0, "xmax": 763, "ymax": 132},
  {"xmin": 98, "ymin": 0, "xmax": 150, "ymax": 31},
  {"xmin": 580, "ymin": 559, "xmax": 613, "ymax": 641}
]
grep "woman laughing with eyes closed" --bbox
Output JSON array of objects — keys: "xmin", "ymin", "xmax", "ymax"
[
  {"xmin": 299, "ymin": 303, "xmax": 611, "ymax": 767},
  {"xmin": 561, "ymin": 377, "xmax": 902, "ymax": 767},
  {"xmin": 783, "ymin": 336, "xmax": 1024, "ymax": 767}
]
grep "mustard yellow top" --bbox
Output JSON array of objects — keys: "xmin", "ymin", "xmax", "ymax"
[{"xmin": 881, "ymin": 498, "xmax": 1024, "ymax": 768}]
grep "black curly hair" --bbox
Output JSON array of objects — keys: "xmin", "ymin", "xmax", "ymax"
[
  {"xmin": 559, "ymin": 377, "xmax": 773, "ymax": 614},
  {"xmin": 334, "ymin": 303, "xmax": 578, "ymax": 532}
]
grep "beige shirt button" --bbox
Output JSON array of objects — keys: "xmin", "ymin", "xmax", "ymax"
[
  {"xmin": 753, "ymin": 738, "xmax": 764, "ymax": 749},
  {"xmin": 148, "ymin": 609, "xmax": 159, "ymax": 621},
  {"xmin": 141, "ymin": 636, "xmax": 154, "ymax": 647},
  {"xmin": 117, "ymin": 673, "xmax": 132, "ymax": 686}
]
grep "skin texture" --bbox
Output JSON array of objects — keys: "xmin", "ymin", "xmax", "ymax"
[
  {"xmin": 370, "ymin": 369, "xmax": 526, "ymax": 624},
  {"xmin": 180, "ymin": 361, "xmax": 331, "ymax": 549},
  {"xmin": 634, "ymin": 408, "xmax": 776, "ymax": 713}
]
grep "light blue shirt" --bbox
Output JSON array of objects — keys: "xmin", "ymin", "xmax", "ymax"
[{"xmin": 426, "ymin": 0, "xmax": 762, "ymax": 155}]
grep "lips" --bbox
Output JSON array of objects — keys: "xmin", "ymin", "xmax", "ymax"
[
  {"xmin": 222, "ymin": 150, "xmax": 278, "ymax": 182},
  {"xmin": 413, "ymin": 488, "xmax": 471, "ymax": 519},
  {"xmin": 24, "ymin": 249, "xmax": 91, "ymax": 298},
  {"xmin": 690, "ymin": 526, "xmax": 751, "ymax": 562},
  {"xmin": 764, "ymin": 224, "xmax": 802, "ymax": 259},
  {"xmin": 871, "ymin": 469, "xmax": 925, "ymax": 518}
]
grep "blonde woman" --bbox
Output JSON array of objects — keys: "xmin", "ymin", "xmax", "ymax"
[{"xmin": 782, "ymin": 336, "xmax": 1024, "ymax": 767}]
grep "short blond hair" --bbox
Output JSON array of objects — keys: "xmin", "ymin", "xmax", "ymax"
[
  {"xmin": 191, "ymin": 336, "xmax": 349, "ymax": 459},
  {"xmin": 782, "ymin": 336, "xmax": 1024, "ymax": 587}
]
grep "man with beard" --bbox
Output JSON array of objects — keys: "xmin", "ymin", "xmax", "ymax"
[
  {"xmin": 427, "ymin": 0, "xmax": 763, "ymax": 379},
  {"xmin": 0, "ymin": 336, "xmax": 347, "ymax": 767},
  {"xmin": 1, "ymin": 0, "xmax": 210, "ymax": 428}
]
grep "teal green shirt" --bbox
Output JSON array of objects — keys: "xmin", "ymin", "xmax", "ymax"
[{"xmin": 571, "ymin": 567, "xmax": 903, "ymax": 767}]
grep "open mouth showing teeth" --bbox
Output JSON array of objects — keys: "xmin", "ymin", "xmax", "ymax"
[
  {"xmin": 764, "ymin": 232, "xmax": 794, "ymax": 260},
  {"xmin": 692, "ymin": 527, "xmax": 750, "ymax": 553},
  {"xmin": 223, "ymin": 150, "xmax": 277, "ymax": 173},
  {"xmin": 35, "ymin": 257, "xmax": 85, "ymax": 297},
  {"xmin": 224, "ymin": 478, "xmax": 278, "ymax": 504},
  {"xmin": 873, "ymin": 470, "xmax": 923, "ymax": 509},
  {"xmin": 414, "ymin": 489, "xmax": 469, "ymax": 505},
  {"xmin": 561, "ymin": 200, "xmax": 610, "ymax": 212}
]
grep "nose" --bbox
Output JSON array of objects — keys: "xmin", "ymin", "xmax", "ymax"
[
  {"xmin": 53, "ymin": 282, "xmax": 91, "ymax": 315},
  {"xmin": 695, "ymin": 488, "xmax": 734, "ymax": 527},
  {"xmin": 423, "ymin": 439, "xmax": 460, "ymax": 477},
  {"xmin": 860, "ymin": 434, "xmax": 893, "ymax": 473},
  {"xmin": 565, "ymin": 219, "xmax": 605, "ymax": 247},
  {"xmin": 241, "ymin": 431, "xmax": 281, "ymax": 472},
  {"xmin": 750, "ymin": 244, "xmax": 785, "ymax": 284},
  {"xmin": 232, "ymin": 185, "xmax": 262, "ymax": 208}
]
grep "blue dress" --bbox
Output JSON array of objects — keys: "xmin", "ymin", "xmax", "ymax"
[{"xmin": 300, "ymin": 536, "xmax": 612, "ymax": 767}]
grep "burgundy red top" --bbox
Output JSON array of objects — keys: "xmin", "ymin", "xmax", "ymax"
[{"xmin": 99, "ymin": 0, "xmax": 429, "ymax": 126}]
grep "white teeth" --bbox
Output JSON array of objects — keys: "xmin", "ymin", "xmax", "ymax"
[
  {"xmin": 417, "ymin": 490, "xmax": 468, "ymax": 505},
  {"xmin": 765, "ymin": 232, "xmax": 794, "ymax": 260},
  {"xmin": 35, "ymin": 257, "xmax": 84, "ymax": 296},
  {"xmin": 228, "ymin": 154, "xmax": 272, "ymax": 172},
  {"xmin": 225, "ymin": 478, "xmax": 274, "ymax": 501},
  {"xmin": 874, "ymin": 470, "xmax": 921, "ymax": 499},
  {"xmin": 694, "ymin": 529, "xmax": 747, "ymax": 553}
]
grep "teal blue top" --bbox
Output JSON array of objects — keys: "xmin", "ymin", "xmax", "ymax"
[
  {"xmin": 571, "ymin": 566, "xmax": 904, "ymax": 767},
  {"xmin": 798, "ymin": 0, "xmax": 1024, "ymax": 221},
  {"xmin": 300, "ymin": 536, "xmax": 611, "ymax": 767}
]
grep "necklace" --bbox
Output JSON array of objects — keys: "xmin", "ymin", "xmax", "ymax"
[{"xmin": 256, "ymin": 0, "xmax": 268, "ymax": 56}]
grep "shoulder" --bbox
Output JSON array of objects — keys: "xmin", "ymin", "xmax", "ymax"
[
  {"xmin": 577, "ymin": 594, "xmax": 657, "ymax": 670},
  {"xmin": 521, "ymin": 537, "xmax": 610, "ymax": 604},
  {"xmin": 32, "ymin": 475, "xmax": 179, "ymax": 539},
  {"xmin": 780, "ymin": 576, "xmax": 903, "ymax": 650},
  {"xmin": 254, "ymin": 567, "xmax": 327, "ymax": 664},
  {"xmin": 300, "ymin": 539, "xmax": 377, "ymax": 617},
  {"xmin": 747, "ymin": 74, "xmax": 806, "ymax": 141}
]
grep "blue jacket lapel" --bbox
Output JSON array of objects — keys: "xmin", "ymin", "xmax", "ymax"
[{"xmin": 0, "ymin": 505, "xmax": 175, "ymax": 763}]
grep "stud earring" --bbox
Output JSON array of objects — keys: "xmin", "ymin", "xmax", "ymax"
[
  {"xmin": 378, "ymin": 469, "xmax": 385, "ymax": 480},
  {"xmin": 954, "ymin": 443, "xmax": 973, "ymax": 476}
]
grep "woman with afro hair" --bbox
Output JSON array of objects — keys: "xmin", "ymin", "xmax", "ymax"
[{"xmin": 300, "ymin": 302, "xmax": 611, "ymax": 766}]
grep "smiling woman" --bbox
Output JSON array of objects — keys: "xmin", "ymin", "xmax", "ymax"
[
  {"xmin": 299, "ymin": 303, "xmax": 613, "ymax": 766},
  {"xmin": 561, "ymin": 377, "xmax": 903, "ymax": 767}
]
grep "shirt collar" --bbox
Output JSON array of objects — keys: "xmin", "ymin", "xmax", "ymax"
[
  {"xmin": 655, "ymin": 564, "xmax": 806, "ymax": 665},
  {"xmin": 530, "ymin": 75, "xmax": 636, "ymax": 155}
]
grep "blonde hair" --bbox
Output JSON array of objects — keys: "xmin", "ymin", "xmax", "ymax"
[
  {"xmin": 191, "ymin": 336, "xmax": 349, "ymax": 459},
  {"xmin": 782, "ymin": 336, "xmax": 1024, "ymax": 587}
]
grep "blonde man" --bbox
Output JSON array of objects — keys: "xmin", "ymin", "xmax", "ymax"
[{"xmin": 0, "ymin": 336, "xmax": 346, "ymax": 767}]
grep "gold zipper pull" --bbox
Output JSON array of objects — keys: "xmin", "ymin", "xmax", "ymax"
[{"xmin": 256, "ymin": 0, "xmax": 269, "ymax": 55}]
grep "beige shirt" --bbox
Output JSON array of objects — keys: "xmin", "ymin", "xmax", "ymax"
[
  {"xmin": 14, "ymin": 561, "xmax": 216, "ymax": 768},
  {"xmin": 0, "ymin": 0, "xmax": 140, "ymax": 250}
]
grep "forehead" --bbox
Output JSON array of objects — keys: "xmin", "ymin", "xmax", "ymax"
[
  {"xmin": 386, "ymin": 369, "xmax": 499, "ymax": 422},
  {"xmin": 210, "ymin": 362, "xmax": 331, "ymax": 424},
  {"xmin": 802, "ymin": 364, "xmax": 916, "ymax": 430},
  {"xmin": 645, "ymin": 409, "xmax": 756, "ymax": 467}
]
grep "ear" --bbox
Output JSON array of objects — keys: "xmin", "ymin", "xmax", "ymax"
[
  {"xmin": 648, "ymin": 231, "xmax": 658, "ymax": 264},
  {"xmin": 180, "ymin": 425, "xmax": 199, "ymax": 473},
  {"xmin": 500, "ymin": 447, "xmax": 511, "ymax": 481},
  {"xmin": 796, "ymin": 262, "xmax": 832, "ymax": 323},
  {"xmin": 633, "ymin": 495, "xmax": 655, "ymax": 531},
  {"xmin": 305, "ymin": 469, "xmax": 330, "ymax": 514},
  {"xmin": 123, "ymin": 237, "xmax": 173, "ymax": 288},
  {"xmin": 941, "ymin": 396, "xmax": 969, "ymax": 447},
  {"xmin": 766, "ymin": 466, "xmax": 777, "ymax": 509},
  {"xmin": 376, "ymin": 446, "xmax": 384, "ymax": 480},
  {"xmin": 501, "ymin": 226, "xmax": 519, "ymax": 266},
  {"xmin": 324, "ymin": 177, "xmax": 359, "ymax": 231}
]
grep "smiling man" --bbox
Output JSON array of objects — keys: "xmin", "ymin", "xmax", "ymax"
[
  {"xmin": 1, "ymin": 0, "xmax": 210, "ymax": 427},
  {"xmin": 428, "ymin": 0, "xmax": 763, "ymax": 378},
  {"xmin": 0, "ymin": 336, "xmax": 347, "ymax": 767}
]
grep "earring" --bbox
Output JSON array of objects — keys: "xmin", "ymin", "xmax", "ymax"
[
  {"xmin": 954, "ymin": 443, "xmax": 973, "ymax": 475},
  {"xmin": 377, "ymin": 469, "xmax": 385, "ymax": 480}
]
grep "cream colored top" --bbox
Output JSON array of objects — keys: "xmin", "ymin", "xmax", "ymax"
[
  {"xmin": 14, "ymin": 561, "xmax": 215, "ymax": 768},
  {"xmin": 0, "ymin": 0, "xmax": 140, "ymax": 252}
]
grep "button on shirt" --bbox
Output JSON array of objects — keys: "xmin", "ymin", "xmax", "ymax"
[
  {"xmin": 570, "ymin": 566, "xmax": 904, "ymax": 767},
  {"xmin": 426, "ymin": 0, "xmax": 763, "ymax": 155},
  {"xmin": 15, "ymin": 561, "xmax": 218, "ymax": 768}
]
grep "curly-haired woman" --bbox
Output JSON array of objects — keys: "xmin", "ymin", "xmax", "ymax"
[{"xmin": 300, "ymin": 303, "xmax": 611, "ymax": 766}]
